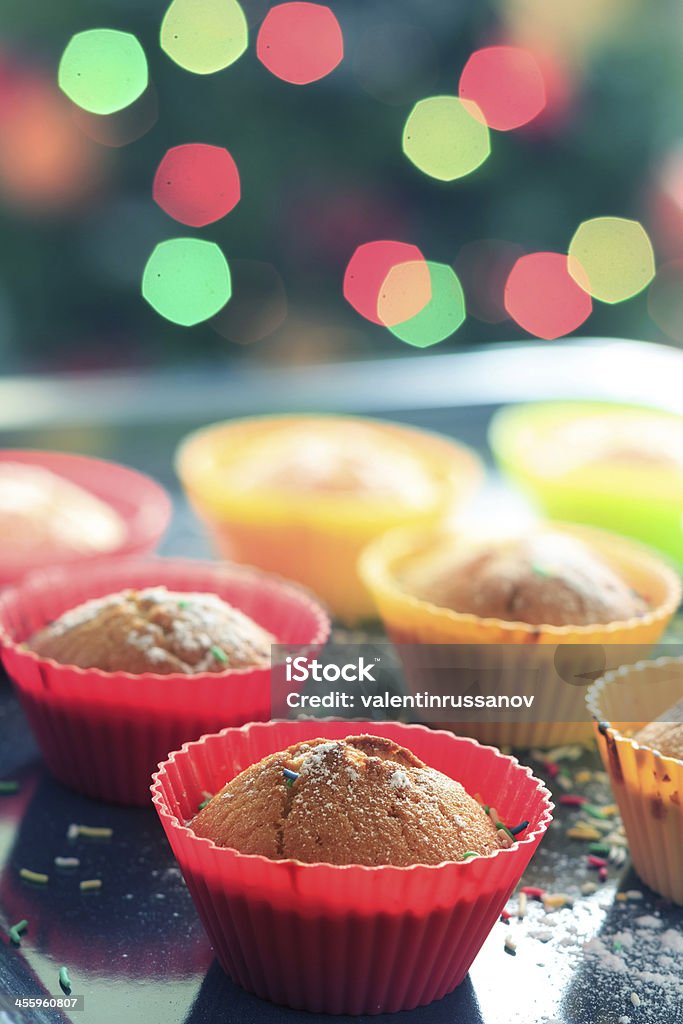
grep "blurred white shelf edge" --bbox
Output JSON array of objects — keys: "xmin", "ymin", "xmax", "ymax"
[{"xmin": 0, "ymin": 337, "xmax": 681, "ymax": 431}]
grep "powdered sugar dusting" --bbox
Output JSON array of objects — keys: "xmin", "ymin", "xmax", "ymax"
[{"xmin": 389, "ymin": 769, "xmax": 410, "ymax": 790}]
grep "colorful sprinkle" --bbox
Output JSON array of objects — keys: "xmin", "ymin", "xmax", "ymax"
[
  {"xmin": 0, "ymin": 781, "xmax": 20, "ymax": 794},
  {"xmin": 630, "ymin": 992, "xmax": 641, "ymax": 1008},
  {"xmin": 520, "ymin": 886, "xmax": 546, "ymax": 900},
  {"xmin": 510, "ymin": 820, "xmax": 529, "ymax": 836},
  {"xmin": 68, "ymin": 824, "xmax": 113, "ymax": 840},
  {"xmin": 500, "ymin": 908, "xmax": 511, "ymax": 922},
  {"xmin": 599, "ymin": 866, "xmax": 608, "ymax": 882},
  {"xmin": 20, "ymin": 868, "xmax": 48, "ymax": 885},
  {"xmin": 80, "ymin": 879, "xmax": 102, "ymax": 892},
  {"xmin": 283, "ymin": 768, "xmax": 300, "ymax": 783},
  {"xmin": 517, "ymin": 892, "xmax": 527, "ymax": 919},
  {"xmin": 583, "ymin": 804, "xmax": 609, "ymax": 820},
  {"xmin": 588, "ymin": 855, "xmax": 608, "ymax": 869},
  {"xmin": 588, "ymin": 843, "xmax": 610, "ymax": 856},
  {"xmin": 560, "ymin": 795, "xmax": 588, "ymax": 807},
  {"xmin": 504, "ymin": 935, "xmax": 517, "ymax": 955},
  {"xmin": 461, "ymin": 850, "xmax": 479, "ymax": 860},
  {"xmin": 197, "ymin": 791, "xmax": 213, "ymax": 811},
  {"xmin": 567, "ymin": 825, "xmax": 602, "ymax": 841},
  {"xmin": 542, "ymin": 893, "xmax": 572, "ymax": 910},
  {"xmin": 8, "ymin": 919, "xmax": 28, "ymax": 946},
  {"xmin": 210, "ymin": 645, "xmax": 229, "ymax": 664},
  {"xmin": 54, "ymin": 857, "xmax": 80, "ymax": 869},
  {"xmin": 59, "ymin": 966, "xmax": 72, "ymax": 993}
]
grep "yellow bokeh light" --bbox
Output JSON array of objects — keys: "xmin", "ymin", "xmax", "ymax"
[
  {"xmin": 402, "ymin": 96, "xmax": 490, "ymax": 182},
  {"xmin": 160, "ymin": 0, "xmax": 248, "ymax": 75},
  {"xmin": 568, "ymin": 216, "xmax": 655, "ymax": 304},
  {"xmin": 377, "ymin": 260, "xmax": 432, "ymax": 327}
]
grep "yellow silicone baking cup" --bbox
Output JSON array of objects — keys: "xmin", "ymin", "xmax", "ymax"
[
  {"xmin": 176, "ymin": 414, "xmax": 483, "ymax": 623},
  {"xmin": 359, "ymin": 522, "xmax": 682, "ymax": 748},
  {"xmin": 587, "ymin": 658, "xmax": 683, "ymax": 905}
]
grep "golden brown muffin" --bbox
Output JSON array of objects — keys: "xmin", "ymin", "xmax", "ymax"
[
  {"xmin": 401, "ymin": 530, "xmax": 648, "ymax": 627},
  {"xmin": 190, "ymin": 734, "xmax": 506, "ymax": 866},
  {"xmin": 633, "ymin": 697, "xmax": 683, "ymax": 762},
  {"xmin": 28, "ymin": 586, "xmax": 274, "ymax": 674},
  {"xmin": 0, "ymin": 462, "xmax": 125, "ymax": 558},
  {"xmin": 226, "ymin": 421, "xmax": 438, "ymax": 507}
]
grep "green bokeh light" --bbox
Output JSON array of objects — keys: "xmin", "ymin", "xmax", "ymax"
[
  {"xmin": 568, "ymin": 216, "xmax": 655, "ymax": 304},
  {"xmin": 58, "ymin": 29, "xmax": 148, "ymax": 116},
  {"xmin": 402, "ymin": 96, "xmax": 490, "ymax": 182},
  {"xmin": 386, "ymin": 261, "xmax": 466, "ymax": 347},
  {"xmin": 161, "ymin": 0, "xmax": 248, "ymax": 75},
  {"xmin": 142, "ymin": 238, "xmax": 232, "ymax": 326}
]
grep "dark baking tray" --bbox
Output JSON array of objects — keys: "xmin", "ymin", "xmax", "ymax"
[{"xmin": 1, "ymin": 346, "xmax": 682, "ymax": 1024}]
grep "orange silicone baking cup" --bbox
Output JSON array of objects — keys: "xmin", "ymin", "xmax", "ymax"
[
  {"xmin": 151, "ymin": 720, "xmax": 553, "ymax": 1015},
  {"xmin": 587, "ymin": 657, "xmax": 683, "ymax": 905},
  {"xmin": 175, "ymin": 415, "xmax": 483, "ymax": 623},
  {"xmin": 359, "ymin": 523, "xmax": 682, "ymax": 749},
  {"xmin": 0, "ymin": 558, "xmax": 329, "ymax": 806}
]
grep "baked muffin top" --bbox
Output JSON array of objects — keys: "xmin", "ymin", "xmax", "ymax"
[
  {"xmin": 528, "ymin": 413, "xmax": 683, "ymax": 476},
  {"xmin": 28, "ymin": 586, "xmax": 274, "ymax": 674},
  {"xmin": 190, "ymin": 734, "xmax": 507, "ymax": 866},
  {"xmin": 400, "ymin": 530, "xmax": 648, "ymax": 627},
  {"xmin": 226, "ymin": 421, "xmax": 438, "ymax": 507},
  {"xmin": 0, "ymin": 462, "xmax": 125, "ymax": 558},
  {"xmin": 633, "ymin": 697, "xmax": 683, "ymax": 762}
]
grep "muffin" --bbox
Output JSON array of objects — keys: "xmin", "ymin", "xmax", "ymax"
[
  {"xmin": 360, "ymin": 523, "xmax": 681, "ymax": 748},
  {"xmin": 152, "ymin": 720, "xmax": 553, "ymax": 1014},
  {"xmin": 489, "ymin": 402, "xmax": 683, "ymax": 566},
  {"xmin": 0, "ymin": 461, "xmax": 125, "ymax": 558},
  {"xmin": 587, "ymin": 658, "xmax": 683, "ymax": 904},
  {"xmin": 191, "ymin": 734, "xmax": 507, "ymax": 865},
  {"xmin": 226, "ymin": 421, "xmax": 439, "ymax": 506},
  {"xmin": 0, "ymin": 450, "xmax": 171, "ymax": 587},
  {"xmin": 0, "ymin": 559, "xmax": 329, "ymax": 805},
  {"xmin": 402, "ymin": 529, "xmax": 649, "ymax": 627},
  {"xmin": 176, "ymin": 414, "xmax": 482, "ymax": 622},
  {"xmin": 29, "ymin": 586, "xmax": 274, "ymax": 674},
  {"xmin": 632, "ymin": 697, "xmax": 683, "ymax": 762}
]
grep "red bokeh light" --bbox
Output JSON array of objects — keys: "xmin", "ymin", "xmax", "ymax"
[
  {"xmin": 343, "ymin": 240, "xmax": 426, "ymax": 325},
  {"xmin": 153, "ymin": 143, "xmax": 240, "ymax": 228},
  {"xmin": 257, "ymin": 3, "xmax": 344, "ymax": 85},
  {"xmin": 459, "ymin": 46, "xmax": 546, "ymax": 131},
  {"xmin": 504, "ymin": 252, "xmax": 592, "ymax": 339},
  {"xmin": 0, "ymin": 59, "xmax": 101, "ymax": 211}
]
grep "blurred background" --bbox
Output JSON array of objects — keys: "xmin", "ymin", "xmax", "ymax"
[{"xmin": 1, "ymin": 0, "xmax": 683, "ymax": 374}]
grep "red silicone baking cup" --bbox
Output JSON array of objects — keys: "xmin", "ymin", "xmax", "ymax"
[
  {"xmin": 151, "ymin": 720, "xmax": 553, "ymax": 1015},
  {"xmin": 0, "ymin": 559, "xmax": 330, "ymax": 806},
  {"xmin": 0, "ymin": 450, "xmax": 172, "ymax": 587}
]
